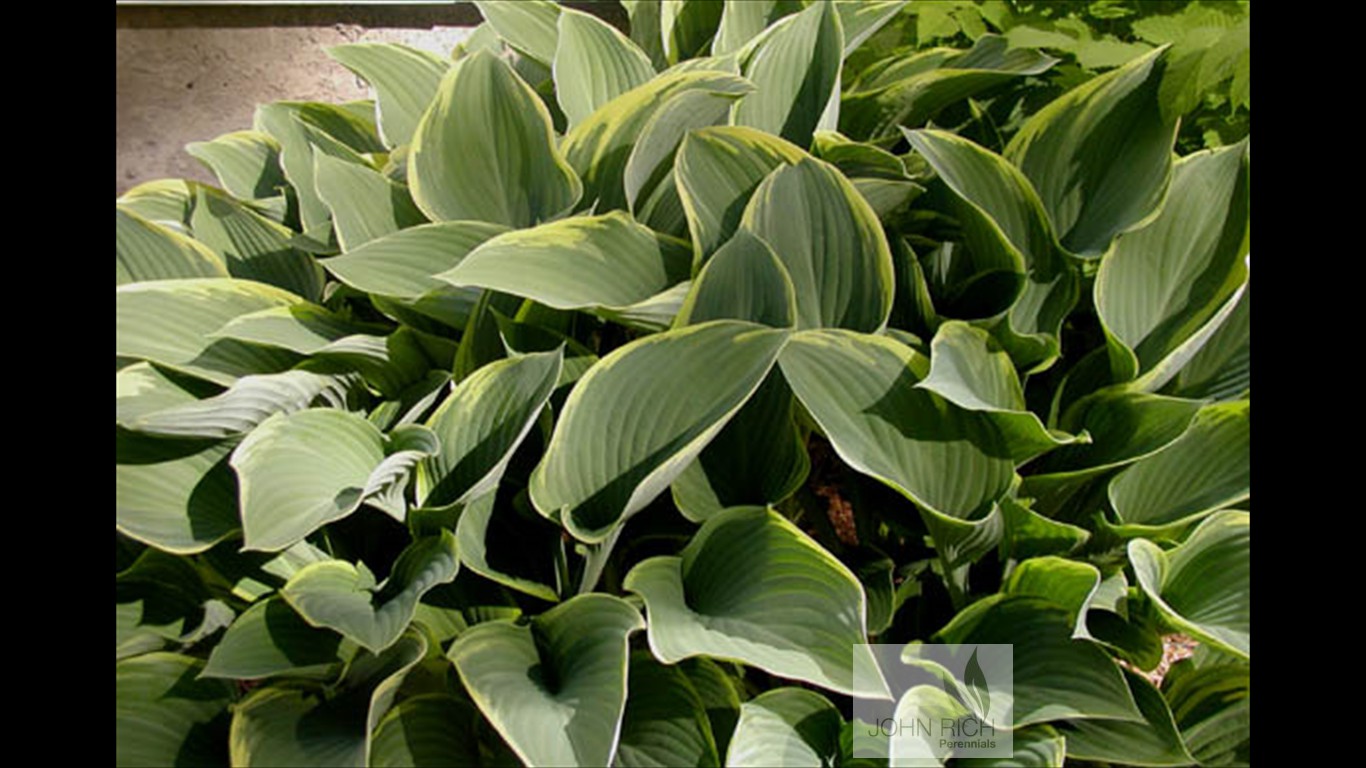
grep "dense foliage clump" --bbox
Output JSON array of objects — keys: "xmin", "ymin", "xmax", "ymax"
[{"xmin": 117, "ymin": 2, "xmax": 1249, "ymax": 766}]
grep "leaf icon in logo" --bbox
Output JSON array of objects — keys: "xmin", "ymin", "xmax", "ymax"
[{"xmin": 964, "ymin": 647, "xmax": 990, "ymax": 719}]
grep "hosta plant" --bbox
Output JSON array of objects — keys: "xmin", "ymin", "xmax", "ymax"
[{"xmin": 116, "ymin": 1, "xmax": 1249, "ymax": 766}]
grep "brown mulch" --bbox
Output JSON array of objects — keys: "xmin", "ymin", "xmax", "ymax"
[{"xmin": 1120, "ymin": 634, "xmax": 1199, "ymax": 687}]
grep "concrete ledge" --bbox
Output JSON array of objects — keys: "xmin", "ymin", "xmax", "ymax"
[{"xmin": 115, "ymin": 2, "xmax": 627, "ymax": 195}]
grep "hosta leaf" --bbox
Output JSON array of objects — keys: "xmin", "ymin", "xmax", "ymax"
[
  {"xmin": 417, "ymin": 348, "xmax": 562, "ymax": 507},
  {"xmin": 779, "ymin": 329, "xmax": 1013, "ymax": 564},
  {"xmin": 473, "ymin": 0, "xmax": 561, "ymax": 65},
  {"xmin": 201, "ymin": 596, "xmax": 345, "ymax": 680},
  {"xmin": 435, "ymin": 211, "xmax": 690, "ymax": 321},
  {"xmin": 313, "ymin": 152, "xmax": 426, "ymax": 252},
  {"xmin": 1005, "ymin": 46, "xmax": 1177, "ymax": 258},
  {"xmin": 666, "ymin": 52, "xmax": 742, "ymax": 75},
  {"xmin": 852, "ymin": 178, "xmax": 921, "ymax": 219},
  {"xmin": 229, "ymin": 631, "xmax": 426, "ymax": 767},
  {"xmin": 615, "ymin": 651, "xmax": 720, "ymax": 767},
  {"xmin": 833, "ymin": 1, "xmax": 908, "ymax": 57},
  {"xmin": 999, "ymin": 496, "xmax": 1090, "ymax": 560},
  {"xmin": 116, "ymin": 205, "xmax": 227, "ymax": 284},
  {"xmin": 555, "ymin": 7, "xmax": 656, "ymax": 128},
  {"xmin": 670, "ymin": 371, "xmax": 808, "ymax": 523},
  {"xmin": 117, "ymin": 548, "xmax": 215, "ymax": 654},
  {"xmin": 198, "ymin": 538, "xmax": 332, "ymax": 604},
  {"xmin": 843, "ymin": 36, "xmax": 1057, "ymax": 140},
  {"xmin": 851, "ymin": 552, "xmax": 897, "ymax": 637},
  {"xmin": 742, "ymin": 158, "xmax": 895, "ymax": 332},
  {"xmin": 662, "ymin": 0, "xmax": 725, "ymax": 64},
  {"xmin": 681, "ymin": 658, "xmax": 742, "ymax": 757},
  {"xmin": 115, "ymin": 432, "xmax": 238, "ymax": 554},
  {"xmin": 491, "ymin": 308, "xmax": 599, "ymax": 390},
  {"xmin": 282, "ymin": 532, "xmax": 459, "ymax": 653},
  {"xmin": 408, "ymin": 49, "xmax": 580, "ymax": 227},
  {"xmin": 885, "ymin": 684, "xmax": 969, "ymax": 766},
  {"xmin": 811, "ymin": 130, "xmax": 910, "ymax": 179},
  {"xmin": 361, "ymin": 425, "xmax": 444, "ymax": 519},
  {"xmin": 209, "ymin": 304, "xmax": 383, "ymax": 356},
  {"xmin": 1059, "ymin": 668, "xmax": 1197, "ymax": 767},
  {"xmin": 1004, "ymin": 555, "xmax": 1102, "ymax": 638},
  {"xmin": 128, "ymin": 370, "xmax": 351, "ymax": 439},
  {"xmin": 676, "ymin": 125, "xmax": 807, "ymax": 265},
  {"xmin": 116, "ymin": 653, "xmax": 233, "ymax": 768},
  {"xmin": 119, "ymin": 178, "xmax": 196, "ymax": 225},
  {"xmin": 1182, "ymin": 697, "xmax": 1250, "ymax": 767},
  {"xmin": 208, "ymin": 324, "xmax": 427, "ymax": 401},
  {"xmin": 1108, "ymin": 400, "xmax": 1249, "ymax": 536},
  {"xmin": 902, "ymin": 130, "xmax": 1040, "ymax": 316},
  {"xmin": 116, "ymin": 362, "xmax": 203, "ymax": 427},
  {"xmin": 190, "ymin": 185, "xmax": 325, "ymax": 301},
  {"xmin": 726, "ymin": 688, "xmax": 842, "ymax": 767},
  {"xmin": 625, "ymin": 506, "xmax": 888, "ymax": 698},
  {"xmin": 326, "ymin": 43, "xmax": 450, "ymax": 148},
  {"xmin": 1129, "ymin": 510, "xmax": 1249, "ymax": 658},
  {"xmin": 452, "ymin": 290, "xmax": 522, "ymax": 383},
  {"xmin": 954, "ymin": 725, "xmax": 1066, "ymax": 767},
  {"xmin": 369, "ymin": 694, "xmax": 484, "ymax": 768},
  {"xmin": 901, "ymin": 128, "xmax": 1075, "ymax": 369},
  {"xmin": 1028, "ymin": 390, "xmax": 1204, "ymax": 479},
  {"xmin": 675, "ymin": 229, "xmax": 798, "ymax": 329},
  {"xmin": 712, "ymin": 1, "xmax": 798, "ymax": 57},
  {"xmin": 530, "ymin": 321, "xmax": 788, "ymax": 542},
  {"xmin": 733, "ymin": 2, "xmax": 843, "ymax": 148},
  {"xmin": 455, "ymin": 490, "xmax": 564, "ymax": 603},
  {"xmin": 231, "ymin": 409, "xmax": 438, "ymax": 551},
  {"xmin": 934, "ymin": 595, "xmax": 1142, "ymax": 726},
  {"xmin": 321, "ymin": 220, "xmax": 508, "ymax": 301},
  {"xmin": 448, "ymin": 593, "xmax": 644, "ymax": 767},
  {"xmin": 116, "ymin": 278, "xmax": 304, "ymax": 386},
  {"xmin": 300, "ymin": 100, "xmax": 386, "ymax": 153},
  {"xmin": 917, "ymin": 321, "xmax": 1082, "ymax": 463},
  {"xmin": 254, "ymin": 101, "xmax": 382, "ymax": 235},
  {"xmin": 185, "ymin": 130, "xmax": 287, "ymax": 200},
  {"xmin": 624, "ymin": 89, "xmax": 735, "ymax": 219},
  {"xmin": 1162, "ymin": 657, "xmax": 1250, "ymax": 766},
  {"xmin": 1169, "ymin": 283, "xmax": 1249, "ymax": 402},
  {"xmin": 623, "ymin": 0, "xmax": 667, "ymax": 69},
  {"xmin": 1096, "ymin": 141, "xmax": 1250, "ymax": 383},
  {"xmin": 563, "ymin": 69, "xmax": 753, "ymax": 215}
]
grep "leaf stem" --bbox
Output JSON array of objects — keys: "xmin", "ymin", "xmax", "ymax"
[{"xmin": 576, "ymin": 524, "xmax": 624, "ymax": 596}]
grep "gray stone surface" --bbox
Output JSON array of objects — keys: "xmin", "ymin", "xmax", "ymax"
[{"xmin": 116, "ymin": 21, "xmax": 473, "ymax": 195}]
